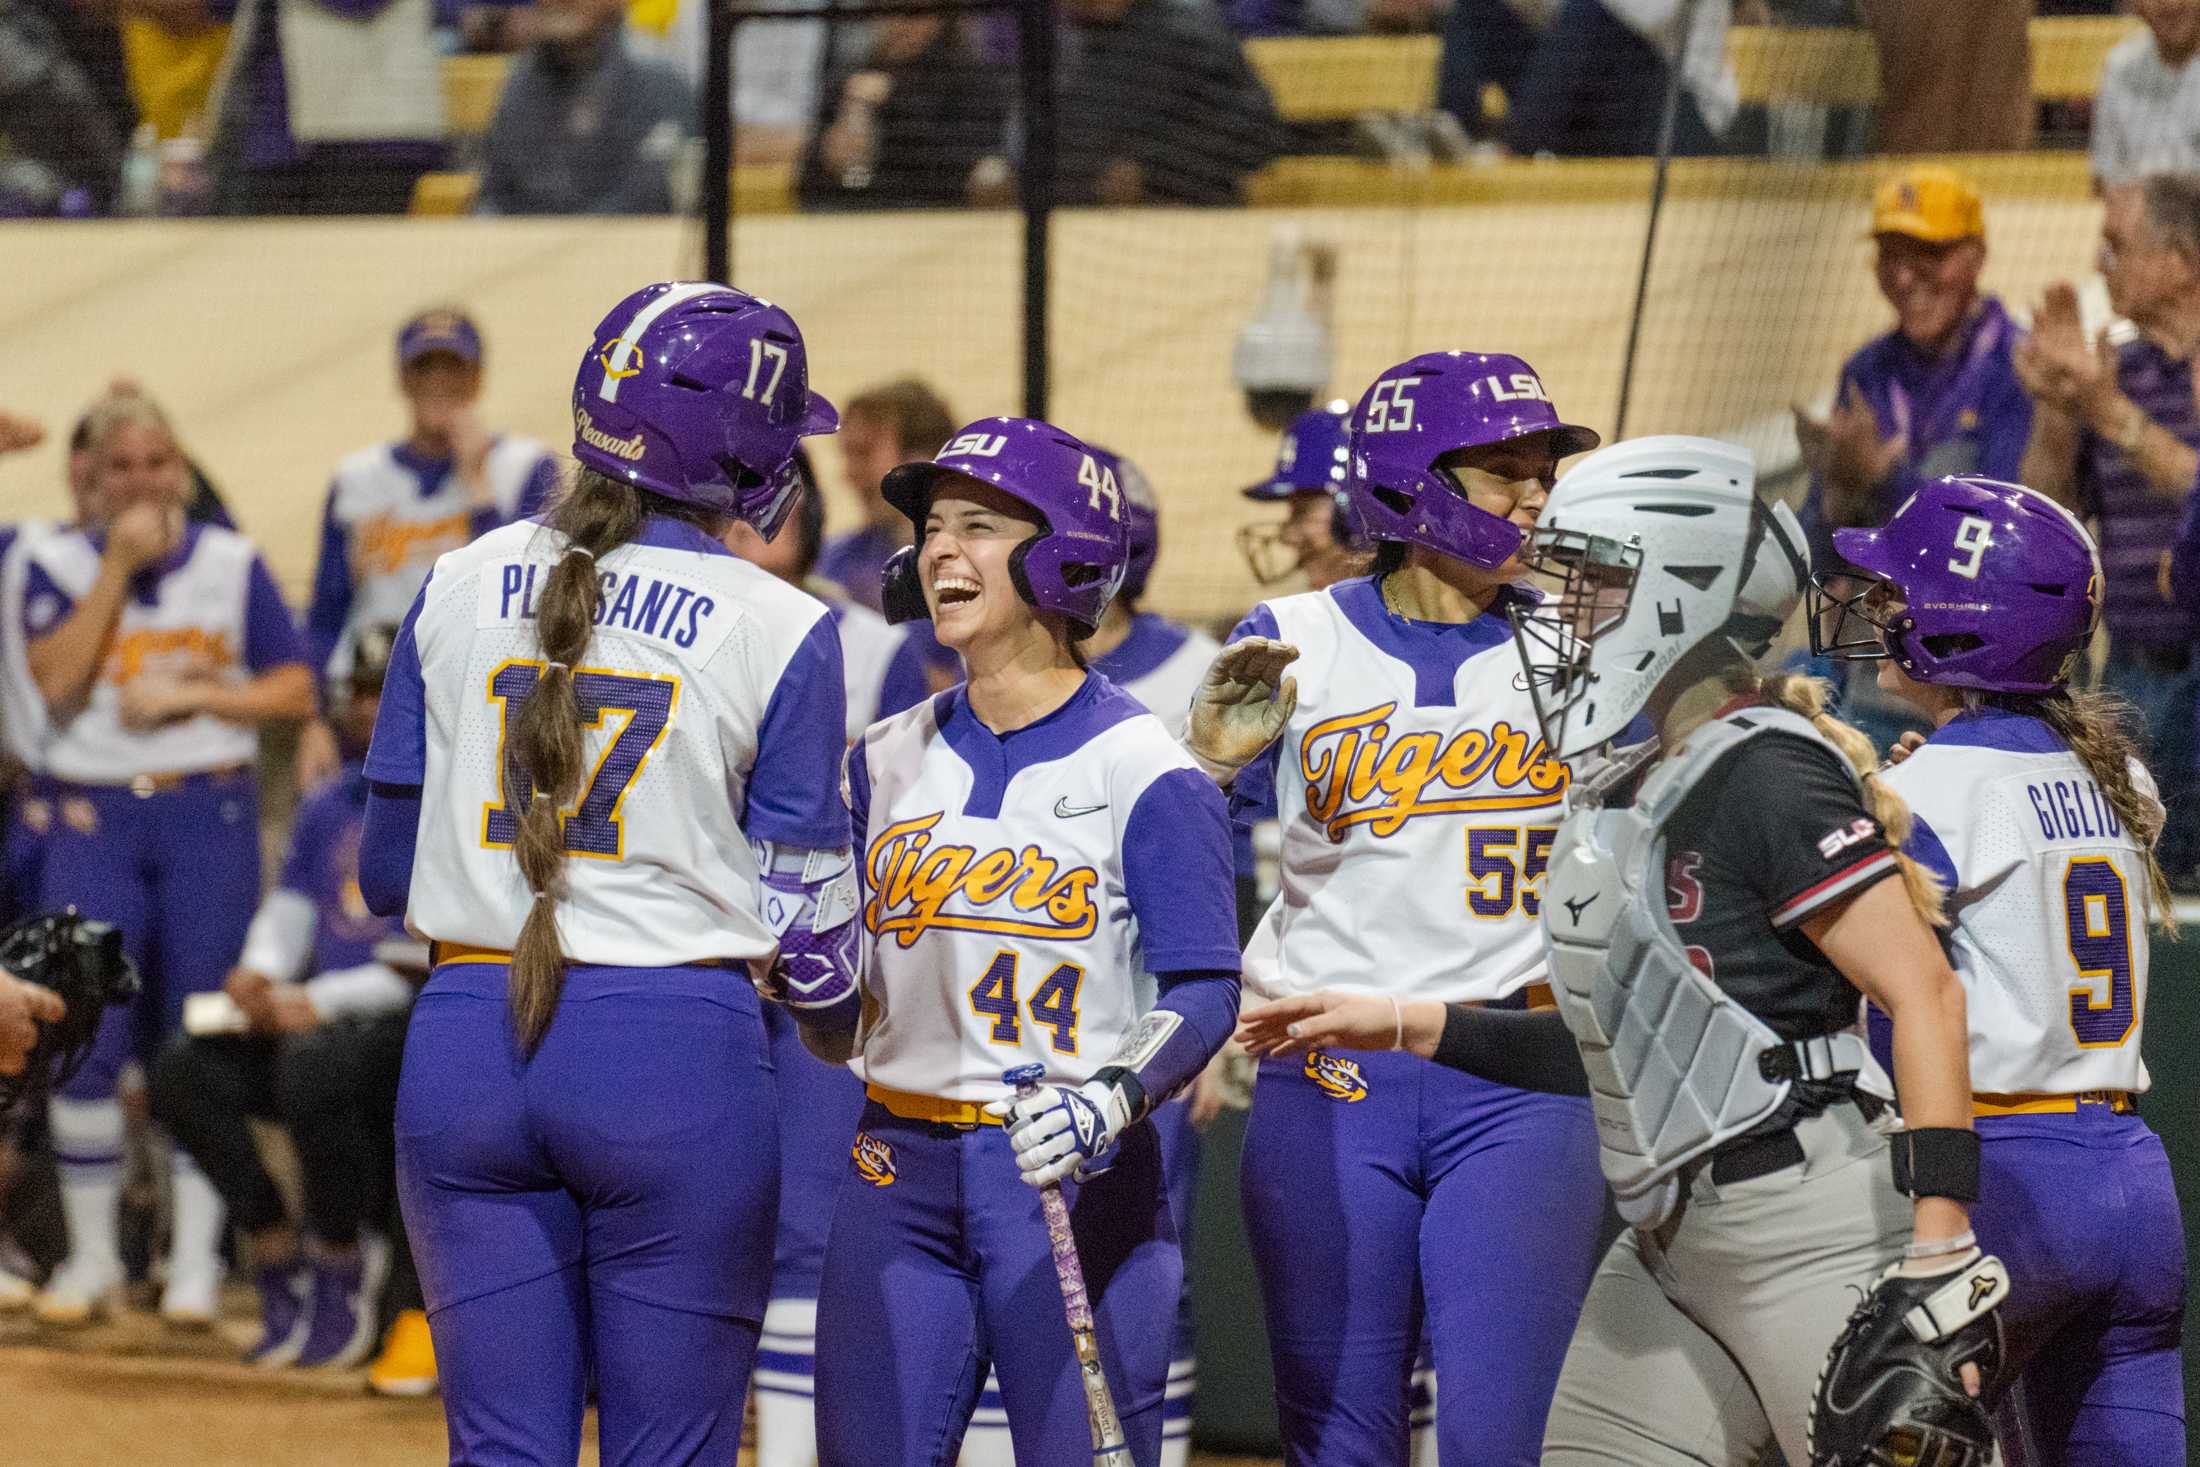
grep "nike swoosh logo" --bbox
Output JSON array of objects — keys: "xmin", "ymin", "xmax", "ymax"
[{"xmin": 1053, "ymin": 798, "xmax": 1107, "ymax": 819}]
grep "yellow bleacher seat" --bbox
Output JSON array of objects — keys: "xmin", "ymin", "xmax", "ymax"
[
  {"xmin": 1242, "ymin": 17, "xmax": 2142, "ymax": 126},
  {"xmin": 411, "ymin": 171, "xmax": 482, "ymax": 215},
  {"xmin": 1245, "ymin": 35, "xmax": 1439, "ymax": 121},
  {"xmin": 442, "ymin": 54, "xmax": 512, "ymax": 136}
]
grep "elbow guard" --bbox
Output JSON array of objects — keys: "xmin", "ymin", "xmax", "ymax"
[{"xmin": 754, "ymin": 841, "xmax": 863, "ymax": 1029}]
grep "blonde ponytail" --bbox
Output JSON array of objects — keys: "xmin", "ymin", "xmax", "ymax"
[{"xmin": 1754, "ymin": 671, "xmax": 1947, "ymax": 930}]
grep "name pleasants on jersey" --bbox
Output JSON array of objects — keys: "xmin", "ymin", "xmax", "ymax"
[{"xmin": 483, "ymin": 557, "xmax": 720, "ymax": 650}]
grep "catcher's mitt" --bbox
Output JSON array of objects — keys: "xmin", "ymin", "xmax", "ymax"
[
  {"xmin": 1809, "ymin": 1250, "xmax": 2009, "ymax": 1467},
  {"xmin": 0, "ymin": 910, "xmax": 140, "ymax": 1109}
]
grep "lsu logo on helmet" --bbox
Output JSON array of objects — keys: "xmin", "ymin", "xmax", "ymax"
[
  {"xmin": 852, "ymin": 1132, "xmax": 897, "ymax": 1188},
  {"xmin": 1304, "ymin": 1051, "xmax": 1369, "ymax": 1103}
]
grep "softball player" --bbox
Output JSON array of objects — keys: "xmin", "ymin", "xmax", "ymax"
[
  {"xmin": 721, "ymin": 450, "xmax": 928, "ymax": 1467},
  {"xmin": 953, "ymin": 444, "xmax": 1218, "ymax": 1467},
  {"xmin": 1239, "ymin": 437, "xmax": 2001, "ymax": 1467},
  {"xmin": 1185, "ymin": 353, "xmax": 1607, "ymax": 1466},
  {"xmin": 297, "ymin": 309, "xmax": 558, "ymax": 787},
  {"xmin": 16, "ymin": 394, "xmax": 314, "ymax": 1326},
  {"xmin": 1236, "ymin": 401, "xmax": 1365, "ymax": 591},
  {"xmin": 358, "ymin": 282, "xmax": 855, "ymax": 1466},
  {"xmin": 1813, "ymin": 476, "xmax": 2186, "ymax": 1464},
  {"xmin": 814, "ymin": 419, "xmax": 1242, "ymax": 1467}
]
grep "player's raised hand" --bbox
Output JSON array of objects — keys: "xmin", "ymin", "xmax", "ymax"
[
  {"xmin": 1883, "ymin": 729, "xmax": 1927, "ymax": 767},
  {"xmin": 1187, "ymin": 636, "xmax": 1299, "ymax": 779},
  {"xmin": 985, "ymin": 1077, "xmax": 1137, "ymax": 1188},
  {"xmin": 1237, "ymin": 991, "xmax": 1443, "ymax": 1059}
]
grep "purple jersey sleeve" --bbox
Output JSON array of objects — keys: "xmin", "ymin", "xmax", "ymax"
[
  {"xmin": 21, "ymin": 559, "xmax": 75, "ymax": 637},
  {"xmin": 242, "ymin": 555, "xmax": 307, "ymax": 673},
  {"xmin": 1123, "ymin": 766, "xmax": 1244, "ymax": 974},
  {"xmin": 359, "ymin": 785, "xmax": 419, "ymax": 917},
  {"xmin": 305, "ymin": 486, "xmax": 353, "ymax": 676},
  {"xmin": 744, "ymin": 612, "xmax": 855, "ymax": 849},
  {"xmin": 363, "ymin": 580, "xmax": 429, "ymax": 788},
  {"xmin": 877, "ymin": 630, "xmax": 931, "ymax": 723},
  {"xmin": 1221, "ymin": 604, "xmax": 1284, "ymax": 824}
]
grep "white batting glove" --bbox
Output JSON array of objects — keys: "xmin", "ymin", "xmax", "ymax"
[
  {"xmin": 984, "ymin": 1078, "xmax": 1137, "ymax": 1188},
  {"xmin": 1185, "ymin": 636, "xmax": 1300, "ymax": 783}
]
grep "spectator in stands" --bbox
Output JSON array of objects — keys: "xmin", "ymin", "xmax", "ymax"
[
  {"xmin": 202, "ymin": 0, "xmax": 454, "ymax": 214},
  {"xmin": 1795, "ymin": 167, "xmax": 2032, "ymax": 572},
  {"xmin": 978, "ymin": 0, "xmax": 1279, "ymax": 206},
  {"xmin": 795, "ymin": 11, "xmax": 1007, "ymax": 211},
  {"xmin": 1866, "ymin": 0, "xmax": 2031, "ymax": 154},
  {"xmin": 2093, "ymin": 0, "xmax": 2200, "ymax": 189},
  {"xmin": 0, "ymin": 0, "xmax": 127, "ymax": 213},
  {"xmin": 623, "ymin": 0, "xmax": 824, "ymax": 165},
  {"xmin": 815, "ymin": 378, "xmax": 956, "ymax": 613},
  {"xmin": 1439, "ymin": 0, "xmax": 1736, "ymax": 157},
  {"xmin": 477, "ymin": 0, "xmax": 693, "ymax": 215},
  {"xmin": 150, "ymin": 626, "xmax": 418, "ymax": 1370},
  {"xmin": 2017, "ymin": 172, "xmax": 2200, "ymax": 885},
  {"xmin": 296, "ymin": 308, "xmax": 557, "ymax": 788}
]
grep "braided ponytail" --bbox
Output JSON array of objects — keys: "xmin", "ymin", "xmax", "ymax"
[
  {"xmin": 1987, "ymin": 686, "xmax": 2175, "ymax": 932},
  {"xmin": 1752, "ymin": 671, "xmax": 1947, "ymax": 931},
  {"xmin": 506, "ymin": 470, "xmax": 643, "ymax": 1054}
]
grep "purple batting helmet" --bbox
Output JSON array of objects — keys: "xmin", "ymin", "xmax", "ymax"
[
  {"xmin": 878, "ymin": 416, "xmax": 1129, "ymax": 637},
  {"xmin": 570, "ymin": 282, "xmax": 839, "ymax": 537},
  {"xmin": 1243, "ymin": 402, "xmax": 1352, "ymax": 501},
  {"xmin": 1344, "ymin": 352, "xmax": 1600, "ymax": 570},
  {"xmin": 1809, "ymin": 476, "xmax": 2101, "ymax": 693},
  {"xmin": 1091, "ymin": 445, "xmax": 1159, "ymax": 602}
]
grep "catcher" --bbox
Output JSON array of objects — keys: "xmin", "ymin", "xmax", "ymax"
[
  {"xmin": 0, "ymin": 912, "xmax": 136, "ymax": 1105},
  {"xmin": 1235, "ymin": 439, "xmax": 2009, "ymax": 1467}
]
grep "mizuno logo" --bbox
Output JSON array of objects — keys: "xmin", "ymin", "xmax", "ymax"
[
  {"xmin": 575, "ymin": 407, "xmax": 646, "ymax": 461},
  {"xmin": 1053, "ymin": 798, "xmax": 1107, "ymax": 819},
  {"xmin": 1563, "ymin": 893, "xmax": 1599, "ymax": 925}
]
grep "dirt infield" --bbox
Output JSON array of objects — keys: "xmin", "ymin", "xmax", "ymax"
[{"xmin": 0, "ymin": 1303, "xmax": 1274, "ymax": 1466}]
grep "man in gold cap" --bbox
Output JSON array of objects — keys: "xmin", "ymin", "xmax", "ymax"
[
  {"xmin": 1796, "ymin": 165, "xmax": 2031, "ymax": 571},
  {"xmin": 1793, "ymin": 163, "xmax": 2033, "ymax": 750}
]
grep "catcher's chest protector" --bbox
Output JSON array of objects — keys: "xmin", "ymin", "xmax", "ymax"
[{"xmin": 1541, "ymin": 709, "xmax": 1870, "ymax": 1230}]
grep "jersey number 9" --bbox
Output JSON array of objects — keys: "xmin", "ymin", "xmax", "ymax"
[
  {"xmin": 2064, "ymin": 856, "xmax": 2136, "ymax": 1048},
  {"xmin": 482, "ymin": 659, "xmax": 679, "ymax": 859}
]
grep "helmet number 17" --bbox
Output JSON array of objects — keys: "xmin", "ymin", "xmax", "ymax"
[
  {"xmin": 741, "ymin": 339, "xmax": 789, "ymax": 406},
  {"xmin": 1948, "ymin": 515, "xmax": 1994, "ymax": 579}
]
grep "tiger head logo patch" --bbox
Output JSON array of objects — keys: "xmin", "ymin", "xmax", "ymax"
[
  {"xmin": 1304, "ymin": 1050, "xmax": 1369, "ymax": 1103},
  {"xmin": 852, "ymin": 1132, "xmax": 897, "ymax": 1187}
]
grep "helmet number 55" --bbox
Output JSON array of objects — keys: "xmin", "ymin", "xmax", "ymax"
[
  {"xmin": 1364, "ymin": 376, "xmax": 1421, "ymax": 433},
  {"xmin": 742, "ymin": 339, "xmax": 789, "ymax": 406},
  {"xmin": 1948, "ymin": 515, "xmax": 1994, "ymax": 579}
]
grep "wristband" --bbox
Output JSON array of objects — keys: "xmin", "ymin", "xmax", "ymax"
[
  {"xmin": 1903, "ymin": 1229, "xmax": 1975, "ymax": 1261},
  {"xmin": 1889, "ymin": 1126, "xmax": 1980, "ymax": 1204}
]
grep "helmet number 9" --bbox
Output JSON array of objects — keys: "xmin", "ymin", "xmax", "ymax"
[
  {"xmin": 1078, "ymin": 454, "xmax": 1122, "ymax": 520},
  {"xmin": 1948, "ymin": 515, "xmax": 1994, "ymax": 579},
  {"xmin": 742, "ymin": 339, "xmax": 790, "ymax": 407},
  {"xmin": 1364, "ymin": 376, "xmax": 1422, "ymax": 433}
]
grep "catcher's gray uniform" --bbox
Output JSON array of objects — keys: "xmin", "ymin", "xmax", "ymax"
[{"xmin": 1536, "ymin": 708, "xmax": 1913, "ymax": 1465}]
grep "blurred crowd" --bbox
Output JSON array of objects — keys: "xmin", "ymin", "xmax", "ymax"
[{"xmin": 2, "ymin": 0, "xmax": 2191, "ymax": 217}]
